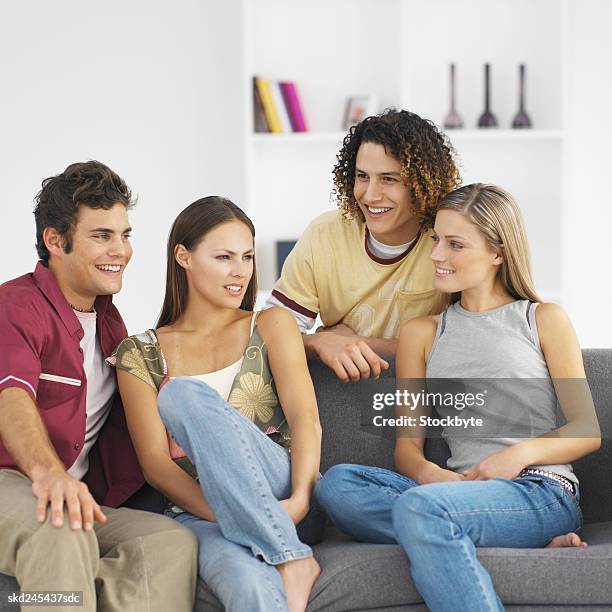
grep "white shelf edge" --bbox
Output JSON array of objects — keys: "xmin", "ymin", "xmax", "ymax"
[
  {"xmin": 251, "ymin": 131, "xmax": 346, "ymax": 143},
  {"xmin": 448, "ymin": 129, "xmax": 563, "ymax": 141},
  {"xmin": 251, "ymin": 129, "xmax": 563, "ymax": 143}
]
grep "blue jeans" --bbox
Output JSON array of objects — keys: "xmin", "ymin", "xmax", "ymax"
[
  {"xmin": 158, "ymin": 378, "xmax": 323, "ymax": 612},
  {"xmin": 315, "ymin": 464, "xmax": 582, "ymax": 612}
]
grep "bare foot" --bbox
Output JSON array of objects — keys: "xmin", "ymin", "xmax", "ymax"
[
  {"xmin": 546, "ymin": 532, "xmax": 588, "ymax": 548},
  {"xmin": 277, "ymin": 556, "xmax": 320, "ymax": 612}
]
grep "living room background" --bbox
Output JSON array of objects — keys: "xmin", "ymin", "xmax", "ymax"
[{"xmin": 1, "ymin": 0, "xmax": 610, "ymax": 347}]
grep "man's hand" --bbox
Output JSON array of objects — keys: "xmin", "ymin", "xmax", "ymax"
[
  {"xmin": 279, "ymin": 492, "xmax": 310, "ymax": 525},
  {"xmin": 462, "ymin": 446, "xmax": 527, "ymax": 481},
  {"xmin": 31, "ymin": 467, "xmax": 107, "ymax": 531},
  {"xmin": 416, "ymin": 461, "xmax": 465, "ymax": 484},
  {"xmin": 317, "ymin": 323, "xmax": 356, "ymax": 337},
  {"xmin": 307, "ymin": 332, "xmax": 389, "ymax": 382}
]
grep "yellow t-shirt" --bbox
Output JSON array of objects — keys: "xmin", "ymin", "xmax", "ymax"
[{"xmin": 272, "ymin": 210, "xmax": 437, "ymax": 339}]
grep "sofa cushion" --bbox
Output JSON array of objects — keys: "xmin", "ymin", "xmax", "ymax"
[
  {"xmin": 310, "ymin": 522, "xmax": 612, "ymax": 609},
  {"xmin": 571, "ymin": 350, "xmax": 612, "ymax": 524},
  {"xmin": 194, "ymin": 522, "xmax": 612, "ymax": 610}
]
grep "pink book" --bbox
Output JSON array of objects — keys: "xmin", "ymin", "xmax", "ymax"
[{"xmin": 279, "ymin": 81, "xmax": 308, "ymax": 132}]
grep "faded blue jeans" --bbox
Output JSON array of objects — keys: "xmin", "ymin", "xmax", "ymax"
[
  {"xmin": 315, "ymin": 464, "xmax": 582, "ymax": 612},
  {"xmin": 158, "ymin": 378, "xmax": 323, "ymax": 612}
]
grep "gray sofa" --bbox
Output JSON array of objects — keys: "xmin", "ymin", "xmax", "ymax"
[{"xmin": 2, "ymin": 349, "xmax": 611, "ymax": 611}]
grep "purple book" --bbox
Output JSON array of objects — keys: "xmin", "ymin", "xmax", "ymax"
[{"xmin": 279, "ymin": 81, "xmax": 308, "ymax": 132}]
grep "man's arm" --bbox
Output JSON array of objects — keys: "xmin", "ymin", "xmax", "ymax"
[
  {"xmin": 320, "ymin": 323, "xmax": 397, "ymax": 354},
  {"xmin": 356, "ymin": 336, "xmax": 397, "ymax": 355},
  {"xmin": 267, "ymin": 294, "xmax": 391, "ymax": 381},
  {"xmin": 302, "ymin": 331, "xmax": 389, "ymax": 382},
  {"xmin": 267, "ymin": 216, "xmax": 393, "ymax": 380},
  {"xmin": 0, "ymin": 388, "xmax": 106, "ymax": 530},
  {"xmin": 0, "ymin": 388, "xmax": 64, "ymax": 477}
]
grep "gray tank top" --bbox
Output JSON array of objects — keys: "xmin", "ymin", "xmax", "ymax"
[{"xmin": 426, "ymin": 299, "xmax": 577, "ymax": 485}]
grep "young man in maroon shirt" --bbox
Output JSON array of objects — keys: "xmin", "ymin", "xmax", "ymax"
[{"xmin": 0, "ymin": 162, "xmax": 197, "ymax": 611}]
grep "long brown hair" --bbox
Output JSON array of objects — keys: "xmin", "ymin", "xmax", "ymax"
[
  {"xmin": 437, "ymin": 183, "xmax": 541, "ymax": 304},
  {"xmin": 156, "ymin": 196, "xmax": 257, "ymax": 328}
]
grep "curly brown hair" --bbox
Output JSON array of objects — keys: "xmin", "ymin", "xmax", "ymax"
[{"xmin": 332, "ymin": 109, "xmax": 461, "ymax": 228}]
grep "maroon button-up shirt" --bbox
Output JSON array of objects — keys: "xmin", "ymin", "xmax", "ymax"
[{"xmin": 0, "ymin": 262, "xmax": 144, "ymax": 507}]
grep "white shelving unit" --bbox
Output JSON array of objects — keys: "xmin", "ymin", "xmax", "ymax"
[
  {"xmin": 252, "ymin": 130, "xmax": 563, "ymax": 144},
  {"xmin": 252, "ymin": 130, "xmax": 563, "ymax": 143},
  {"xmin": 242, "ymin": 0, "xmax": 569, "ymax": 301}
]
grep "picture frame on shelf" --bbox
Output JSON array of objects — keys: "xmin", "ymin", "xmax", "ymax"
[{"xmin": 342, "ymin": 96, "xmax": 379, "ymax": 131}]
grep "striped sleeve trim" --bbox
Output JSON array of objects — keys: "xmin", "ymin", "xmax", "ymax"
[
  {"xmin": 271, "ymin": 290, "xmax": 318, "ymax": 319},
  {"xmin": 0, "ymin": 375, "xmax": 37, "ymax": 398}
]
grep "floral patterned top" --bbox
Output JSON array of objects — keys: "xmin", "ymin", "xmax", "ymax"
[{"xmin": 107, "ymin": 313, "xmax": 292, "ymax": 471}]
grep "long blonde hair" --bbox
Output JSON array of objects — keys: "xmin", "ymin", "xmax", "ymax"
[{"xmin": 437, "ymin": 183, "xmax": 541, "ymax": 303}]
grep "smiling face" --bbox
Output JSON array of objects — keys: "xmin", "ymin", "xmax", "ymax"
[
  {"xmin": 431, "ymin": 209, "xmax": 503, "ymax": 294},
  {"xmin": 46, "ymin": 203, "xmax": 132, "ymax": 308},
  {"xmin": 353, "ymin": 141, "xmax": 420, "ymax": 246},
  {"xmin": 176, "ymin": 220, "xmax": 254, "ymax": 309}
]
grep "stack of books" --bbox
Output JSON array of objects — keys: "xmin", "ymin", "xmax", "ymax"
[{"xmin": 253, "ymin": 77, "xmax": 308, "ymax": 133}]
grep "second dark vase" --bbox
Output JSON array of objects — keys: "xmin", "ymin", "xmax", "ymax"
[
  {"xmin": 478, "ymin": 63, "xmax": 498, "ymax": 128},
  {"xmin": 512, "ymin": 63, "xmax": 532, "ymax": 128}
]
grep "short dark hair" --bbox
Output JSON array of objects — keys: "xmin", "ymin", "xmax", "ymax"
[
  {"xmin": 156, "ymin": 196, "xmax": 257, "ymax": 328},
  {"xmin": 34, "ymin": 160, "xmax": 134, "ymax": 266},
  {"xmin": 332, "ymin": 109, "xmax": 461, "ymax": 228}
]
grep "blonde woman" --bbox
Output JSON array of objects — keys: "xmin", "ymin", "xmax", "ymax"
[{"xmin": 316, "ymin": 184, "xmax": 600, "ymax": 611}]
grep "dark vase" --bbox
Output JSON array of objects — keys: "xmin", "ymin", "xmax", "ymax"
[
  {"xmin": 444, "ymin": 63, "xmax": 463, "ymax": 129},
  {"xmin": 512, "ymin": 63, "xmax": 532, "ymax": 128},
  {"xmin": 478, "ymin": 63, "xmax": 498, "ymax": 128}
]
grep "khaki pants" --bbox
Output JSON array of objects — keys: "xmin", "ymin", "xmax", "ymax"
[{"xmin": 0, "ymin": 469, "xmax": 198, "ymax": 612}]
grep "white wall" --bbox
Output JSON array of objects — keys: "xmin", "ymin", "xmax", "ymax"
[
  {"xmin": 0, "ymin": 0, "xmax": 244, "ymax": 333},
  {"xmin": 401, "ymin": 0, "xmax": 562, "ymax": 130},
  {"xmin": 1, "ymin": 0, "xmax": 610, "ymax": 347},
  {"xmin": 563, "ymin": 0, "xmax": 612, "ymax": 347},
  {"xmin": 400, "ymin": 0, "xmax": 564, "ymax": 301}
]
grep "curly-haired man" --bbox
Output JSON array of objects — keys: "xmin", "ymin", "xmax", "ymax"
[{"xmin": 267, "ymin": 109, "xmax": 461, "ymax": 381}]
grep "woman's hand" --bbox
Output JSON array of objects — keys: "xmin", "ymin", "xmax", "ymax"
[
  {"xmin": 463, "ymin": 446, "xmax": 528, "ymax": 481},
  {"xmin": 417, "ymin": 461, "xmax": 465, "ymax": 484},
  {"xmin": 279, "ymin": 492, "xmax": 310, "ymax": 525}
]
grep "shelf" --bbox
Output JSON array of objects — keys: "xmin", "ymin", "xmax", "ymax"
[
  {"xmin": 251, "ymin": 130, "xmax": 563, "ymax": 144},
  {"xmin": 448, "ymin": 129, "xmax": 563, "ymax": 141},
  {"xmin": 251, "ymin": 132, "xmax": 346, "ymax": 143}
]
